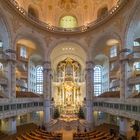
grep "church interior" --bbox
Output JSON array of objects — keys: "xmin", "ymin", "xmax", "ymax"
[{"xmin": 0, "ymin": 0, "xmax": 140, "ymax": 140}]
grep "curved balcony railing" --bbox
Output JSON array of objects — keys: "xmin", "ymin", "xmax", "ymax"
[
  {"xmin": 0, "ymin": 101, "xmax": 43, "ymax": 119},
  {"xmin": 128, "ymin": 76, "xmax": 140, "ymax": 85},
  {"xmin": 93, "ymin": 99, "xmax": 140, "ymax": 121},
  {"xmin": 0, "ymin": 71, "xmax": 8, "ymax": 86},
  {"xmin": 16, "ymin": 79, "xmax": 27, "ymax": 88},
  {"xmin": 110, "ymin": 79, "xmax": 120, "ymax": 88},
  {"xmin": 6, "ymin": 0, "xmax": 128, "ymax": 34}
]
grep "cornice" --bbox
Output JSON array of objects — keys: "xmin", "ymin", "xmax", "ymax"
[{"xmin": 4, "ymin": 0, "xmax": 129, "ymax": 35}]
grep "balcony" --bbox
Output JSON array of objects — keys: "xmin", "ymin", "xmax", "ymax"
[
  {"xmin": 16, "ymin": 79, "xmax": 27, "ymax": 88},
  {"xmin": 128, "ymin": 76, "xmax": 140, "ymax": 85},
  {"xmin": 0, "ymin": 78, "xmax": 8, "ymax": 86},
  {"xmin": 93, "ymin": 99, "xmax": 140, "ymax": 121},
  {"xmin": 133, "ymin": 46, "xmax": 140, "ymax": 53},
  {"xmin": 109, "ymin": 56, "xmax": 118, "ymax": 62},
  {"xmin": 18, "ymin": 56, "xmax": 28, "ymax": 62},
  {"xmin": 0, "ymin": 52, "xmax": 7, "ymax": 63},
  {"xmin": 0, "ymin": 101, "xmax": 44, "ymax": 119},
  {"xmin": 5, "ymin": 49, "xmax": 16, "ymax": 62},
  {"xmin": 20, "ymin": 72, "xmax": 28, "ymax": 79},
  {"xmin": 16, "ymin": 91, "xmax": 40, "ymax": 98},
  {"xmin": 16, "ymin": 61, "xmax": 27, "ymax": 71},
  {"xmin": 110, "ymin": 62, "xmax": 119, "ymax": 71},
  {"xmin": 110, "ymin": 79, "xmax": 120, "ymax": 88},
  {"xmin": 97, "ymin": 91, "xmax": 120, "ymax": 98},
  {"xmin": 128, "ymin": 46, "xmax": 140, "ymax": 60},
  {"xmin": 109, "ymin": 71, "xmax": 118, "ymax": 79},
  {"xmin": 0, "ymin": 89, "xmax": 5, "ymax": 98},
  {"xmin": 0, "ymin": 71, "xmax": 8, "ymax": 86}
]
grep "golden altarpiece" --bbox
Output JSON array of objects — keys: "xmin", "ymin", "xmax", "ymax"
[{"xmin": 53, "ymin": 58, "xmax": 85, "ymax": 115}]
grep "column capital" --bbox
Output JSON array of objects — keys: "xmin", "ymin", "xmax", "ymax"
[
  {"xmin": 5, "ymin": 49, "xmax": 16, "ymax": 63},
  {"xmin": 43, "ymin": 61, "xmax": 51, "ymax": 71},
  {"xmin": 86, "ymin": 61, "xmax": 94, "ymax": 70},
  {"xmin": 119, "ymin": 48, "xmax": 133, "ymax": 63}
]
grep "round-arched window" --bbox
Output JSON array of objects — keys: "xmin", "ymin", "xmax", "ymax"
[
  {"xmin": 97, "ymin": 6, "xmax": 108, "ymax": 19},
  {"xmin": 59, "ymin": 16, "xmax": 78, "ymax": 28},
  {"xmin": 28, "ymin": 6, "xmax": 39, "ymax": 19},
  {"xmin": 0, "ymin": 63, "xmax": 3, "ymax": 70}
]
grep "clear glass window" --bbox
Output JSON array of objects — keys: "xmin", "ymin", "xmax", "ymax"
[
  {"xmin": 0, "ymin": 41, "xmax": 3, "ymax": 48},
  {"xmin": 134, "ymin": 41, "xmax": 140, "ymax": 47},
  {"xmin": 20, "ymin": 46, "xmax": 27, "ymax": 58},
  {"xmin": 36, "ymin": 66, "xmax": 43, "ymax": 94},
  {"xmin": 110, "ymin": 45, "xmax": 117, "ymax": 58},
  {"xmin": 135, "ymin": 85, "xmax": 140, "ymax": 92},
  {"xmin": 0, "ymin": 63, "xmax": 3, "ymax": 70},
  {"xmin": 94, "ymin": 66, "xmax": 102, "ymax": 96},
  {"xmin": 134, "ymin": 62, "xmax": 140, "ymax": 71}
]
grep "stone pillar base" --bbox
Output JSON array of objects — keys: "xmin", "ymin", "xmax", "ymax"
[
  {"xmin": 119, "ymin": 118, "xmax": 134, "ymax": 139},
  {"xmin": 86, "ymin": 100, "xmax": 94, "ymax": 130},
  {"xmin": 1, "ymin": 117, "xmax": 17, "ymax": 134},
  {"xmin": 43, "ymin": 100, "xmax": 51, "ymax": 124}
]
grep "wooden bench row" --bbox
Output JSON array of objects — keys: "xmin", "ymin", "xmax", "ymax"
[
  {"xmin": 16, "ymin": 129, "xmax": 62, "ymax": 140},
  {"xmin": 73, "ymin": 130, "xmax": 114, "ymax": 140}
]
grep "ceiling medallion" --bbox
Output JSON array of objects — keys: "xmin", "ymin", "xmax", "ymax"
[{"xmin": 58, "ymin": 0, "xmax": 78, "ymax": 12}]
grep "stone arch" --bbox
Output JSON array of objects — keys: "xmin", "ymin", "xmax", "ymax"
[
  {"xmin": 0, "ymin": 7, "xmax": 12, "ymax": 49},
  {"xmin": 47, "ymin": 39, "xmax": 88, "ymax": 61},
  {"xmin": 50, "ymin": 42, "xmax": 87, "ymax": 70},
  {"xmin": 13, "ymin": 33, "xmax": 46, "ymax": 59},
  {"xmin": 125, "ymin": 1, "xmax": 140, "ymax": 49},
  {"xmin": 89, "ymin": 31, "xmax": 122, "ymax": 60}
]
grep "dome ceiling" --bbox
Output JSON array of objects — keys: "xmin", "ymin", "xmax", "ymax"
[{"xmin": 16, "ymin": 0, "xmax": 118, "ymax": 28}]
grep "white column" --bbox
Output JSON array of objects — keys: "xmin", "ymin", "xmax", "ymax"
[
  {"xmin": 119, "ymin": 117, "xmax": 134, "ymax": 139},
  {"xmin": 86, "ymin": 101, "xmax": 93, "ymax": 123},
  {"xmin": 119, "ymin": 48, "xmax": 132, "ymax": 99},
  {"xmin": 44, "ymin": 101, "xmax": 51, "ymax": 123},
  {"xmin": 85, "ymin": 61, "xmax": 94, "ymax": 126},
  {"xmin": 1, "ymin": 117, "xmax": 17, "ymax": 134},
  {"xmin": 5, "ymin": 49, "xmax": 16, "ymax": 98},
  {"xmin": 43, "ymin": 61, "xmax": 52, "ymax": 123}
]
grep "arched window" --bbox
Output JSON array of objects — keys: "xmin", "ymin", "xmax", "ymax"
[
  {"xmin": 59, "ymin": 15, "xmax": 78, "ymax": 28},
  {"xmin": 134, "ymin": 41, "xmax": 140, "ymax": 46},
  {"xmin": 28, "ymin": 60, "xmax": 36, "ymax": 92},
  {"xmin": 0, "ymin": 63, "xmax": 3, "ymax": 70},
  {"xmin": 94, "ymin": 66, "xmax": 102, "ymax": 96},
  {"xmin": 134, "ymin": 62, "xmax": 140, "ymax": 71},
  {"xmin": 28, "ymin": 6, "xmax": 39, "ymax": 19},
  {"xmin": 36, "ymin": 66, "xmax": 43, "ymax": 94},
  {"xmin": 135, "ymin": 84, "xmax": 140, "ymax": 93},
  {"xmin": 20, "ymin": 46, "xmax": 27, "ymax": 58},
  {"xmin": 110, "ymin": 45, "xmax": 117, "ymax": 58},
  {"xmin": 97, "ymin": 6, "xmax": 108, "ymax": 18},
  {"xmin": 0, "ymin": 40, "xmax": 3, "ymax": 48}
]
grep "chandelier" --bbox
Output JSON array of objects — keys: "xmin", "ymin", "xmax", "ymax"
[{"xmin": 58, "ymin": 0, "xmax": 78, "ymax": 12}]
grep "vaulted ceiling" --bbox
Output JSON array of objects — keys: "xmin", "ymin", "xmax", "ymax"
[{"xmin": 16, "ymin": 0, "xmax": 118, "ymax": 27}]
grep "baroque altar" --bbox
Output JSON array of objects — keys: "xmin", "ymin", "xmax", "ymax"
[{"xmin": 53, "ymin": 58, "xmax": 85, "ymax": 115}]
